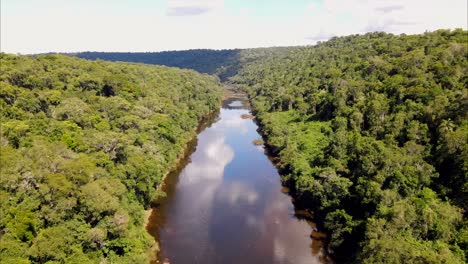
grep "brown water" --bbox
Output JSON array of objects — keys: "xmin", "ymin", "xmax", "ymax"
[{"xmin": 147, "ymin": 96, "xmax": 330, "ymax": 264}]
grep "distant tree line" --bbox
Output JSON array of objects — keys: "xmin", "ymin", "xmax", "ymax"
[
  {"xmin": 72, "ymin": 48, "xmax": 292, "ymax": 81},
  {"xmin": 74, "ymin": 50, "xmax": 240, "ymax": 81}
]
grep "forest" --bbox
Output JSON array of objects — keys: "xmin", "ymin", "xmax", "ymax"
[
  {"xmin": 73, "ymin": 31, "xmax": 467, "ymax": 263},
  {"xmin": 74, "ymin": 50, "xmax": 239, "ymax": 81},
  {"xmin": 73, "ymin": 48, "xmax": 290, "ymax": 82},
  {"xmin": 2, "ymin": 29, "xmax": 467, "ymax": 264},
  {"xmin": 0, "ymin": 54, "xmax": 223, "ymax": 263},
  {"xmin": 230, "ymin": 29, "xmax": 468, "ymax": 263}
]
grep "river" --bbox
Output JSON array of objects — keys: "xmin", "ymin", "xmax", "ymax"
[{"xmin": 147, "ymin": 94, "xmax": 330, "ymax": 264}]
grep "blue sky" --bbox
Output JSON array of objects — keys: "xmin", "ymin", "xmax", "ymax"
[{"xmin": 2, "ymin": 0, "xmax": 467, "ymax": 54}]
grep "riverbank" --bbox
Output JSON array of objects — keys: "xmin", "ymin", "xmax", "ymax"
[
  {"xmin": 144, "ymin": 89, "xmax": 230, "ymax": 264},
  {"xmin": 145, "ymin": 105, "xmax": 223, "ymax": 263},
  {"xmin": 146, "ymin": 91, "xmax": 329, "ymax": 264},
  {"xmin": 235, "ymin": 85, "xmax": 335, "ymax": 261}
]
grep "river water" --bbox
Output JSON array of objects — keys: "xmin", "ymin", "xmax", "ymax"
[{"xmin": 147, "ymin": 96, "xmax": 329, "ymax": 264}]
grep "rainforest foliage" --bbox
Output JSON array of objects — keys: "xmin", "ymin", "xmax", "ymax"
[
  {"xmin": 0, "ymin": 54, "xmax": 223, "ymax": 263},
  {"xmin": 5, "ymin": 29, "xmax": 467, "ymax": 263},
  {"xmin": 75, "ymin": 50, "xmax": 240, "ymax": 81},
  {"xmin": 73, "ymin": 48, "xmax": 289, "ymax": 81},
  {"xmin": 230, "ymin": 29, "xmax": 468, "ymax": 263}
]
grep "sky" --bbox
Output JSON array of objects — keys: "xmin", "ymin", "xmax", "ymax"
[{"xmin": 1, "ymin": 0, "xmax": 467, "ymax": 54}]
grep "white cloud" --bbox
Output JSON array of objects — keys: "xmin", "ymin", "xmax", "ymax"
[
  {"xmin": 375, "ymin": 5, "xmax": 404, "ymax": 13},
  {"xmin": 305, "ymin": 31, "xmax": 337, "ymax": 42},
  {"xmin": 167, "ymin": 0, "xmax": 224, "ymax": 16},
  {"xmin": 303, "ymin": 0, "xmax": 467, "ymax": 43},
  {"xmin": 1, "ymin": 0, "xmax": 466, "ymax": 53}
]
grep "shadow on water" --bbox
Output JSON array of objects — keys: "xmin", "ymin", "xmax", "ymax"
[{"xmin": 147, "ymin": 94, "xmax": 331, "ymax": 264}]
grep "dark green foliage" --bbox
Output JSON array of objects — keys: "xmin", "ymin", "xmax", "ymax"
[
  {"xmin": 73, "ymin": 50, "xmax": 240, "ymax": 81},
  {"xmin": 231, "ymin": 29, "xmax": 467, "ymax": 263},
  {"xmin": 71, "ymin": 47, "xmax": 292, "ymax": 81},
  {"xmin": 0, "ymin": 54, "xmax": 223, "ymax": 263},
  {"xmin": 5, "ymin": 29, "xmax": 466, "ymax": 263}
]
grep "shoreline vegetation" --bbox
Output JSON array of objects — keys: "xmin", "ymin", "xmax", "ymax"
[
  {"xmin": 145, "ymin": 88, "xmax": 247, "ymax": 263},
  {"xmin": 0, "ymin": 53, "xmax": 223, "ymax": 264},
  {"xmin": 144, "ymin": 107, "xmax": 221, "ymax": 263},
  {"xmin": 231, "ymin": 30, "xmax": 467, "ymax": 263}
]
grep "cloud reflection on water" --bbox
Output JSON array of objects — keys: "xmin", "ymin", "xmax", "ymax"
[
  {"xmin": 212, "ymin": 110, "xmax": 250, "ymax": 134},
  {"xmin": 157, "ymin": 106, "xmax": 329, "ymax": 264},
  {"xmin": 181, "ymin": 134, "xmax": 234, "ymax": 185},
  {"xmin": 222, "ymin": 181, "xmax": 259, "ymax": 205}
]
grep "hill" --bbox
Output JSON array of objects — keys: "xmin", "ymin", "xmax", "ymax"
[{"xmin": 72, "ymin": 48, "xmax": 291, "ymax": 81}]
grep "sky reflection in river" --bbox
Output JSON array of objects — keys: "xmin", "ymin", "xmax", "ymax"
[{"xmin": 149, "ymin": 99, "xmax": 329, "ymax": 264}]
